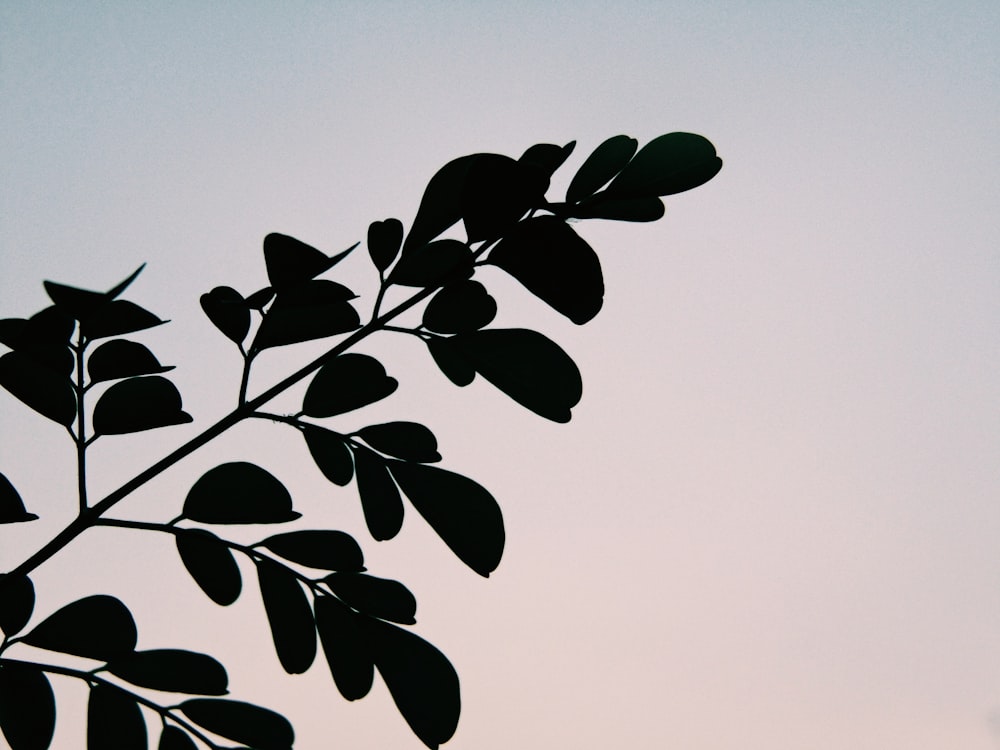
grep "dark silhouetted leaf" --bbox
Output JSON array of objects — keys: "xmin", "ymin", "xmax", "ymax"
[
  {"xmin": 0, "ymin": 352, "xmax": 75, "ymax": 425},
  {"xmin": 462, "ymin": 154, "xmax": 548, "ymax": 241},
  {"xmin": 389, "ymin": 239, "xmax": 473, "ymax": 288},
  {"xmin": 257, "ymin": 530, "xmax": 364, "ymax": 572},
  {"xmin": 87, "ymin": 340, "xmax": 175, "ymax": 383},
  {"xmin": 82, "ymin": 300, "xmax": 166, "ymax": 340},
  {"xmin": 368, "ymin": 218, "xmax": 404, "ymax": 272},
  {"xmin": 422, "ymin": 281, "xmax": 497, "ymax": 334},
  {"xmin": 325, "ymin": 572, "xmax": 417, "ymax": 625},
  {"xmin": 183, "ymin": 462, "xmax": 300, "ymax": 525},
  {"xmin": 180, "ymin": 699, "xmax": 293, "ymax": 750},
  {"xmin": 107, "ymin": 650, "xmax": 229, "ymax": 695},
  {"xmin": 425, "ymin": 337, "xmax": 475, "ymax": 387},
  {"xmin": 403, "ymin": 154, "xmax": 480, "ymax": 254},
  {"xmin": 0, "ymin": 662, "xmax": 55, "ymax": 750},
  {"xmin": 0, "ymin": 473, "xmax": 38, "ymax": 524},
  {"xmin": 303, "ymin": 426, "xmax": 354, "ymax": 486},
  {"xmin": 519, "ymin": 141, "xmax": 576, "ymax": 181},
  {"xmin": 352, "ymin": 446, "xmax": 404, "ymax": 541},
  {"xmin": 92, "ymin": 375, "xmax": 192, "ymax": 435},
  {"xmin": 489, "ymin": 216, "xmax": 604, "ymax": 324},
  {"xmin": 253, "ymin": 280, "xmax": 360, "ymax": 350},
  {"xmin": 0, "ymin": 308, "xmax": 74, "ymax": 375},
  {"xmin": 263, "ymin": 233, "xmax": 355, "ymax": 291},
  {"xmin": 256, "ymin": 559, "xmax": 316, "ymax": 674},
  {"xmin": 176, "ymin": 530, "xmax": 242, "ymax": 606},
  {"xmin": 0, "ymin": 573, "xmax": 34, "ymax": 634},
  {"xmin": 199, "ymin": 287, "xmax": 251, "ymax": 345},
  {"xmin": 302, "ymin": 354, "xmax": 398, "ymax": 418},
  {"xmin": 450, "ymin": 328, "xmax": 582, "ymax": 422},
  {"xmin": 606, "ymin": 132, "xmax": 722, "ymax": 198},
  {"xmin": 23, "ymin": 595, "xmax": 136, "ymax": 661},
  {"xmin": 44, "ymin": 264, "xmax": 144, "ymax": 321},
  {"xmin": 0, "ymin": 319, "xmax": 26, "ymax": 350},
  {"xmin": 357, "ymin": 422, "xmax": 440, "ymax": 463},
  {"xmin": 388, "ymin": 461, "xmax": 504, "ymax": 577},
  {"xmin": 566, "ymin": 134, "xmax": 638, "ymax": 203},
  {"xmin": 245, "ymin": 287, "xmax": 275, "ymax": 310},
  {"xmin": 572, "ymin": 195, "xmax": 665, "ymax": 222},
  {"xmin": 88, "ymin": 684, "xmax": 146, "ymax": 750},
  {"xmin": 158, "ymin": 726, "xmax": 197, "ymax": 750},
  {"xmin": 368, "ymin": 618, "xmax": 460, "ymax": 749},
  {"xmin": 315, "ymin": 595, "xmax": 374, "ymax": 701}
]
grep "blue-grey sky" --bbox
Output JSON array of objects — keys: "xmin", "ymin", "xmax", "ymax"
[{"xmin": 2, "ymin": 3, "xmax": 998, "ymax": 749}]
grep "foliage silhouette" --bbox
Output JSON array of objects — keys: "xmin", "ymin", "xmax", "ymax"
[{"xmin": 0, "ymin": 132, "xmax": 721, "ymax": 749}]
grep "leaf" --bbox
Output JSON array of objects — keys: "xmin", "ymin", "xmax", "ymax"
[
  {"xmin": 107, "ymin": 650, "xmax": 228, "ymax": 695},
  {"xmin": 314, "ymin": 595, "xmax": 374, "ymax": 701},
  {"xmin": 0, "ymin": 308, "xmax": 75, "ymax": 374},
  {"xmin": 245, "ymin": 287, "xmax": 275, "ymax": 310},
  {"xmin": 368, "ymin": 218, "xmax": 404, "ymax": 272},
  {"xmin": 461, "ymin": 154, "xmax": 548, "ymax": 241},
  {"xmin": 518, "ymin": 141, "xmax": 576, "ymax": 181},
  {"xmin": 91, "ymin": 375, "xmax": 193, "ymax": 435},
  {"xmin": 263, "ymin": 233, "xmax": 355, "ymax": 290},
  {"xmin": 368, "ymin": 618, "xmax": 460, "ymax": 749},
  {"xmin": 566, "ymin": 134, "xmax": 638, "ymax": 203},
  {"xmin": 425, "ymin": 336, "xmax": 475, "ymax": 387},
  {"xmin": 82, "ymin": 300, "xmax": 166, "ymax": 340},
  {"xmin": 605, "ymin": 132, "xmax": 723, "ymax": 198},
  {"xmin": 0, "ymin": 352, "xmax": 76, "ymax": 425},
  {"xmin": 450, "ymin": 328, "xmax": 582, "ymax": 423},
  {"xmin": 388, "ymin": 461, "xmax": 504, "ymax": 577},
  {"xmin": 325, "ymin": 572, "xmax": 417, "ymax": 625},
  {"xmin": 357, "ymin": 422, "xmax": 441, "ymax": 463},
  {"xmin": 87, "ymin": 340, "xmax": 175, "ymax": 383},
  {"xmin": 0, "ymin": 573, "xmax": 34, "ymax": 634},
  {"xmin": 87, "ymin": 684, "xmax": 147, "ymax": 750},
  {"xmin": 352, "ymin": 446, "xmax": 404, "ymax": 541},
  {"xmin": 199, "ymin": 287, "xmax": 251, "ymax": 345},
  {"xmin": 302, "ymin": 353, "xmax": 398, "ymax": 418},
  {"xmin": 253, "ymin": 280, "xmax": 360, "ymax": 350},
  {"xmin": 43, "ymin": 264, "xmax": 144, "ymax": 321},
  {"xmin": 23, "ymin": 595, "xmax": 136, "ymax": 661},
  {"xmin": 389, "ymin": 239, "xmax": 473, "ymax": 288},
  {"xmin": 488, "ymin": 216, "xmax": 604, "ymax": 324},
  {"xmin": 256, "ymin": 559, "xmax": 316, "ymax": 674},
  {"xmin": 403, "ymin": 154, "xmax": 481, "ymax": 254},
  {"xmin": 422, "ymin": 280, "xmax": 497, "ymax": 334},
  {"xmin": 257, "ymin": 530, "xmax": 364, "ymax": 572},
  {"xmin": 158, "ymin": 726, "xmax": 197, "ymax": 750},
  {"xmin": 302, "ymin": 426, "xmax": 354, "ymax": 486},
  {"xmin": 572, "ymin": 195, "xmax": 665, "ymax": 222},
  {"xmin": 0, "ymin": 473, "xmax": 38, "ymax": 524},
  {"xmin": 183, "ymin": 462, "xmax": 300, "ymax": 525},
  {"xmin": 176, "ymin": 530, "xmax": 242, "ymax": 606},
  {"xmin": 0, "ymin": 663, "xmax": 55, "ymax": 750},
  {"xmin": 179, "ymin": 699, "xmax": 293, "ymax": 750}
]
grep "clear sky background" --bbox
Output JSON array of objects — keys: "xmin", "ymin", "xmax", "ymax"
[{"xmin": 1, "ymin": 3, "xmax": 998, "ymax": 749}]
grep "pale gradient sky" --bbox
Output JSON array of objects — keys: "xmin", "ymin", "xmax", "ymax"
[{"xmin": 1, "ymin": 3, "xmax": 998, "ymax": 749}]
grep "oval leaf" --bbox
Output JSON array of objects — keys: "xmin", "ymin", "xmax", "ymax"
[
  {"xmin": 82, "ymin": 300, "xmax": 166, "ymax": 340},
  {"xmin": 315, "ymin": 595, "xmax": 374, "ymax": 701},
  {"xmin": 257, "ymin": 530, "xmax": 364, "ymax": 572},
  {"xmin": 88, "ymin": 684, "xmax": 146, "ymax": 750},
  {"xmin": 92, "ymin": 376, "xmax": 192, "ymax": 435},
  {"xmin": 352, "ymin": 446, "xmax": 404, "ymax": 541},
  {"xmin": 302, "ymin": 354, "xmax": 398, "ymax": 418},
  {"xmin": 0, "ymin": 352, "xmax": 76, "ymax": 425},
  {"xmin": 87, "ymin": 340, "xmax": 175, "ymax": 383},
  {"xmin": 0, "ymin": 573, "xmax": 35, "ymax": 634},
  {"xmin": 325, "ymin": 572, "xmax": 417, "ymax": 625},
  {"xmin": 403, "ymin": 154, "xmax": 480, "ymax": 254},
  {"xmin": 572, "ymin": 195, "xmax": 665, "ymax": 222},
  {"xmin": 388, "ymin": 461, "xmax": 504, "ymax": 577},
  {"xmin": 0, "ymin": 473, "xmax": 38, "ymax": 524},
  {"xmin": 605, "ymin": 132, "xmax": 723, "ymax": 198},
  {"xmin": 566, "ymin": 134, "xmax": 638, "ymax": 203},
  {"xmin": 302, "ymin": 426, "xmax": 354, "ymax": 486},
  {"xmin": 389, "ymin": 239, "xmax": 473, "ymax": 288},
  {"xmin": 450, "ymin": 328, "xmax": 582, "ymax": 423},
  {"xmin": 176, "ymin": 530, "xmax": 242, "ymax": 606},
  {"xmin": 488, "ymin": 216, "xmax": 604, "ymax": 324},
  {"xmin": 425, "ymin": 337, "xmax": 475, "ymax": 387},
  {"xmin": 179, "ymin": 699, "xmax": 293, "ymax": 750},
  {"xmin": 357, "ymin": 422, "xmax": 441, "ymax": 463},
  {"xmin": 158, "ymin": 726, "xmax": 197, "ymax": 750},
  {"xmin": 368, "ymin": 618, "xmax": 461, "ymax": 749},
  {"xmin": 199, "ymin": 287, "xmax": 251, "ymax": 345},
  {"xmin": 368, "ymin": 218, "xmax": 404, "ymax": 272},
  {"xmin": 22, "ymin": 595, "xmax": 137, "ymax": 661},
  {"xmin": 0, "ymin": 662, "xmax": 55, "ymax": 750},
  {"xmin": 256, "ymin": 560, "xmax": 316, "ymax": 674},
  {"xmin": 107, "ymin": 649, "xmax": 229, "ymax": 695},
  {"xmin": 422, "ymin": 280, "xmax": 497, "ymax": 334},
  {"xmin": 183, "ymin": 462, "xmax": 300, "ymax": 525}
]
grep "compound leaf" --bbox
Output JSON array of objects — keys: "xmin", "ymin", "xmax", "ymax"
[
  {"xmin": 107, "ymin": 649, "xmax": 229, "ymax": 695},
  {"xmin": 23, "ymin": 595, "xmax": 136, "ymax": 661},
  {"xmin": 256, "ymin": 559, "xmax": 316, "ymax": 675},
  {"xmin": 92, "ymin": 376, "xmax": 192, "ymax": 435},
  {"xmin": 0, "ymin": 662, "xmax": 55, "ymax": 750},
  {"xmin": 176, "ymin": 530, "xmax": 242, "ymax": 606},
  {"xmin": 303, "ymin": 354, "xmax": 397, "ymax": 418},
  {"xmin": 180, "ymin": 699, "xmax": 293, "ymax": 750},
  {"xmin": 183, "ymin": 463, "xmax": 300, "ymax": 525}
]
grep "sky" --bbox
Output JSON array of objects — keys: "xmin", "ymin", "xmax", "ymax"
[{"xmin": 1, "ymin": 2, "xmax": 998, "ymax": 749}]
